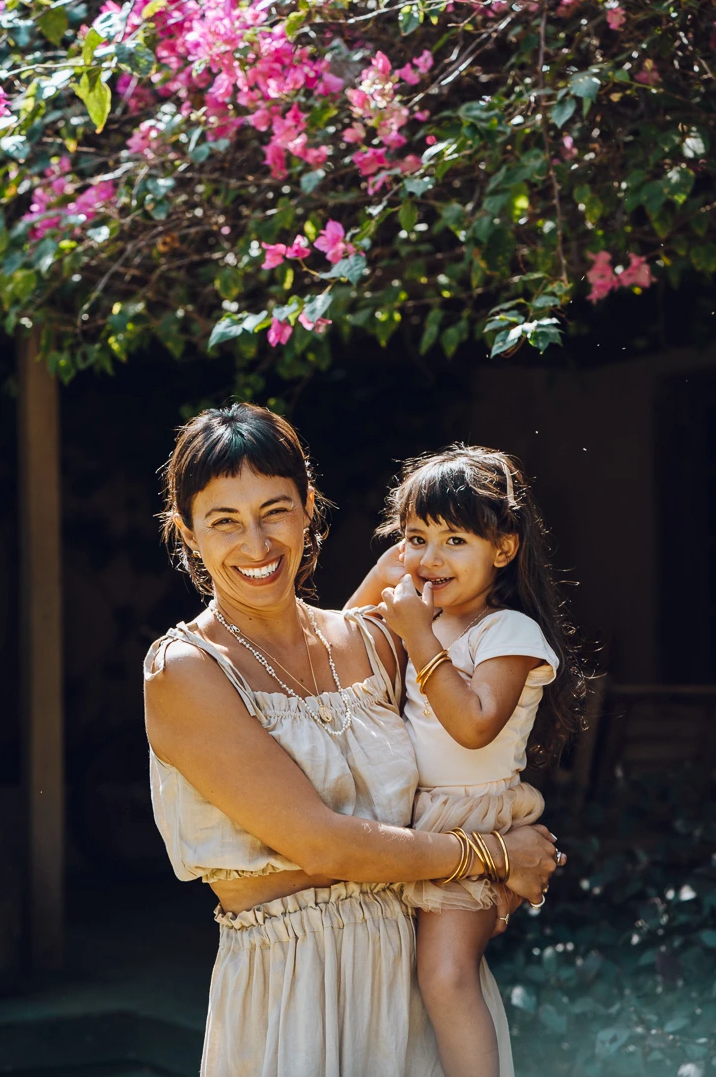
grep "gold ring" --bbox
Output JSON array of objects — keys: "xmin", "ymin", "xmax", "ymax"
[{"xmin": 497, "ymin": 914, "xmax": 510, "ymax": 925}]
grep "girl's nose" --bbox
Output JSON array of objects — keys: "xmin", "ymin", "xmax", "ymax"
[{"xmin": 421, "ymin": 545, "xmax": 443, "ymax": 568}]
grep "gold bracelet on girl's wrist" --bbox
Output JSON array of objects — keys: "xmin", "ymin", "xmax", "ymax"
[{"xmin": 416, "ymin": 649, "xmax": 451, "ymax": 692}]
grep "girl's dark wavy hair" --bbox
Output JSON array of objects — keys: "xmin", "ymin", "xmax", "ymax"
[
  {"xmin": 160, "ymin": 402, "xmax": 330, "ymax": 598},
  {"xmin": 378, "ymin": 444, "xmax": 587, "ymax": 766}
]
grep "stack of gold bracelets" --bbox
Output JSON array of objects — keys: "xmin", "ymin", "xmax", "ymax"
[
  {"xmin": 415, "ymin": 648, "xmax": 452, "ymax": 693},
  {"xmin": 438, "ymin": 828, "xmax": 511, "ymax": 887}
]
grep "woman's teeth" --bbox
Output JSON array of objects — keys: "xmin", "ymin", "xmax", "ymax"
[{"xmin": 236, "ymin": 558, "xmax": 280, "ymax": 579}]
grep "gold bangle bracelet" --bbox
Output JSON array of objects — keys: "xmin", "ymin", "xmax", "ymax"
[
  {"xmin": 415, "ymin": 649, "xmax": 449, "ymax": 691},
  {"xmin": 463, "ymin": 832, "xmax": 487, "ymax": 879},
  {"xmin": 470, "ymin": 831, "xmax": 500, "ymax": 883},
  {"xmin": 492, "ymin": 830, "xmax": 510, "ymax": 883},
  {"xmin": 418, "ymin": 654, "xmax": 451, "ymax": 693},
  {"xmin": 437, "ymin": 829, "xmax": 470, "ymax": 886}
]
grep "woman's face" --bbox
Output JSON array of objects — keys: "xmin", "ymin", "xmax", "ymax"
[{"xmin": 178, "ymin": 467, "xmax": 314, "ymax": 615}]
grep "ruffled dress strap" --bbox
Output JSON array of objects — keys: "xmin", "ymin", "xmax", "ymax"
[
  {"xmin": 344, "ymin": 608, "xmax": 401, "ymax": 709},
  {"xmin": 144, "ymin": 622, "xmax": 262, "ymax": 719}
]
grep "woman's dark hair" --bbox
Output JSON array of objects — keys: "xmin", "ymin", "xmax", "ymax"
[
  {"xmin": 378, "ymin": 444, "xmax": 587, "ymax": 766},
  {"xmin": 160, "ymin": 403, "xmax": 330, "ymax": 597}
]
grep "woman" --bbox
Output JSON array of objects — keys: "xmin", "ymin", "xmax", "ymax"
[{"xmin": 144, "ymin": 403, "xmax": 560, "ymax": 1077}]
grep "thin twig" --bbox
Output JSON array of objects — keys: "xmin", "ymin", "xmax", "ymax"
[{"xmin": 538, "ymin": 3, "xmax": 568, "ymax": 283}]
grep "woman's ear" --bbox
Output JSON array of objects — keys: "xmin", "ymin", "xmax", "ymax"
[
  {"xmin": 175, "ymin": 512, "xmax": 197, "ymax": 555},
  {"xmin": 304, "ymin": 486, "xmax": 316, "ymax": 523},
  {"xmin": 494, "ymin": 533, "xmax": 519, "ymax": 568}
]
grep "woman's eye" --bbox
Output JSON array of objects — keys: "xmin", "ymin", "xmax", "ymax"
[
  {"xmin": 213, "ymin": 518, "xmax": 234, "ymax": 527},
  {"xmin": 266, "ymin": 508, "xmax": 288, "ymax": 518}
]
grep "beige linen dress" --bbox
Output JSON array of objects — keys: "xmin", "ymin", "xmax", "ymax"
[{"xmin": 145, "ymin": 610, "xmax": 513, "ymax": 1077}]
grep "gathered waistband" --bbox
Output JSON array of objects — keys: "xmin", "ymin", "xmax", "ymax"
[{"xmin": 214, "ymin": 881, "xmax": 411, "ymax": 949}]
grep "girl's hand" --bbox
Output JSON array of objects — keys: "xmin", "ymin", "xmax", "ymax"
[
  {"xmin": 377, "ymin": 573, "xmax": 436, "ymax": 642},
  {"xmin": 500, "ymin": 825, "xmax": 560, "ymax": 905},
  {"xmin": 343, "ymin": 542, "xmax": 406, "ymax": 610},
  {"xmin": 374, "ymin": 542, "xmax": 406, "ymax": 590}
]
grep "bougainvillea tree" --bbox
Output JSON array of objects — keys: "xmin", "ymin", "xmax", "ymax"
[{"xmin": 0, "ymin": 0, "xmax": 714, "ymax": 398}]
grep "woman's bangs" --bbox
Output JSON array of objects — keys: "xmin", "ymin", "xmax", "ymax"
[{"xmin": 187, "ymin": 422, "xmax": 307, "ymax": 501}]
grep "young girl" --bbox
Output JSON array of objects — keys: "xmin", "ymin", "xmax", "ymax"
[{"xmin": 347, "ymin": 444, "xmax": 583, "ymax": 1077}]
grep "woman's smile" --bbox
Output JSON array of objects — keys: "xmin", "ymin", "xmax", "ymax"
[{"xmin": 232, "ymin": 555, "xmax": 284, "ymax": 585}]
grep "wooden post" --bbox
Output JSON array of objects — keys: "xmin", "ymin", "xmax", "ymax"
[{"xmin": 17, "ymin": 329, "xmax": 65, "ymax": 969}]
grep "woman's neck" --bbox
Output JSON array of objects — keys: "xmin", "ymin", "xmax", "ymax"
[{"xmin": 212, "ymin": 592, "xmax": 306, "ymax": 649}]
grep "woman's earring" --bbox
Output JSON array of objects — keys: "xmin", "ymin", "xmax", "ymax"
[{"xmin": 192, "ymin": 549, "xmax": 202, "ymax": 559}]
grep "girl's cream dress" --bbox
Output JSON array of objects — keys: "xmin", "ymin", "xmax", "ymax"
[
  {"xmin": 402, "ymin": 608, "xmax": 558, "ymax": 915},
  {"xmin": 147, "ymin": 610, "xmax": 512, "ymax": 1077}
]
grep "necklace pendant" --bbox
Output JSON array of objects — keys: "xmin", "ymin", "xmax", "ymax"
[
  {"xmin": 317, "ymin": 703, "xmax": 333, "ymax": 724},
  {"xmin": 423, "ymin": 700, "xmax": 432, "ymax": 717}
]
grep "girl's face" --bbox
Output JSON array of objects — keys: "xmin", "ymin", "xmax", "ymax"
[
  {"xmin": 178, "ymin": 467, "xmax": 314, "ymax": 616},
  {"xmin": 402, "ymin": 513, "xmax": 518, "ymax": 613}
]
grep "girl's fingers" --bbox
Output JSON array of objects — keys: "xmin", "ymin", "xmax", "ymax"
[
  {"xmin": 375, "ymin": 603, "xmax": 389, "ymax": 620},
  {"xmin": 421, "ymin": 580, "xmax": 435, "ymax": 613}
]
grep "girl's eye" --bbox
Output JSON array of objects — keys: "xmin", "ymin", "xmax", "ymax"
[
  {"xmin": 407, "ymin": 536, "xmax": 425, "ymax": 546},
  {"xmin": 447, "ymin": 536, "xmax": 466, "ymax": 545}
]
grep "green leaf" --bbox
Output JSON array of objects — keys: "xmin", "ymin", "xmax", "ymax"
[
  {"xmin": 663, "ymin": 166, "xmax": 694, "ymax": 206},
  {"xmin": 209, "ymin": 316, "xmax": 245, "ymax": 349},
  {"xmin": 595, "ymin": 1028, "xmax": 630, "ymax": 1060},
  {"xmin": 146, "ymin": 177, "xmax": 175, "ymax": 198},
  {"xmin": 569, "ymin": 71, "xmax": 600, "ymax": 100},
  {"xmin": 539, "ymin": 1004, "xmax": 568, "ymax": 1035},
  {"xmin": 82, "ymin": 27, "xmax": 103, "ymax": 65},
  {"xmin": 302, "ymin": 292, "xmax": 333, "ymax": 324},
  {"xmin": 640, "ymin": 180, "xmax": 667, "ymax": 216},
  {"xmin": 215, "ymin": 266, "xmax": 242, "ymax": 300},
  {"xmin": 72, "ymin": 72, "xmax": 112, "ymax": 134},
  {"xmin": 115, "ymin": 42, "xmax": 155, "ymax": 77},
  {"xmin": 284, "ymin": 11, "xmax": 305, "ymax": 38},
  {"xmin": 402, "ymin": 177, "xmax": 433, "ymax": 197},
  {"xmin": 399, "ymin": 200, "xmax": 418, "ymax": 232},
  {"xmin": 322, "ymin": 254, "xmax": 367, "ymax": 285},
  {"xmin": 37, "ymin": 7, "xmax": 68, "ymax": 46},
  {"xmin": 141, "ymin": 0, "xmax": 168, "ymax": 17},
  {"xmin": 419, "ymin": 308, "xmax": 443, "ymax": 356},
  {"xmin": 0, "ymin": 135, "xmax": 30, "ymax": 162},
  {"xmin": 510, "ymin": 985, "xmax": 537, "ymax": 1013},
  {"xmin": 440, "ymin": 318, "xmax": 468, "ymax": 359},
  {"xmin": 399, "ymin": 5, "xmax": 423, "ymax": 34},
  {"xmin": 300, "ymin": 170, "xmax": 325, "ymax": 194},
  {"xmin": 552, "ymin": 96, "xmax": 576, "ymax": 128},
  {"xmin": 87, "ymin": 225, "xmax": 111, "ymax": 244},
  {"xmin": 531, "ymin": 294, "xmax": 560, "ymax": 309},
  {"xmin": 11, "ymin": 268, "xmax": 38, "ymax": 303}
]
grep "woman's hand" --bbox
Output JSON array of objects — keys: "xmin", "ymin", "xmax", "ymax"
[
  {"xmin": 377, "ymin": 573, "xmax": 436, "ymax": 643},
  {"xmin": 491, "ymin": 889, "xmax": 524, "ymax": 938},
  {"xmin": 500, "ymin": 825, "xmax": 561, "ymax": 906}
]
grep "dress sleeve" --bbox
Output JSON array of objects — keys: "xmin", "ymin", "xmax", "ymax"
[{"xmin": 467, "ymin": 610, "xmax": 559, "ymax": 686}]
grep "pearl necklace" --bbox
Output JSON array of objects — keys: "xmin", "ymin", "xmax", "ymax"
[{"xmin": 211, "ymin": 600, "xmax": 354, "ymax": 737}]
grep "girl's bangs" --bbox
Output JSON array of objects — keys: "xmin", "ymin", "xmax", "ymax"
[{"xmin": 401, "ymin": 462, "xmax": 495, "ymax": 537}]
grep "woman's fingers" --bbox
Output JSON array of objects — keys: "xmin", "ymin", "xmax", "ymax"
[
  {"xmin": 491, "ymin": 889, "xmax": 523, "ymax": 937},
  {"xmin": 532, "ymin": 824, "xmax": 557, "ymax": 844}
]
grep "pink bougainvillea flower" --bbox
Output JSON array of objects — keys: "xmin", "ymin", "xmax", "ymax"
[
  {"xmin": 353, "ymin": 148, "xmax": 389, "ymax": 176},
  {"xmin": 561, "ymin": 135, "xmax": 578, "ymax": 160},
  {"xmin": 298, "ymin": 311, "xmax": 332, "ymax": 332},
  {"xmin": 302, "ymin": 144, "xmax": 329, "ymax": 168},
  {"xmin": 586, "ymin": 250, "xmax": 618, "ymax": 302},
  {"xmin": 263, "ymin": 142, "xmax": 287, "ymax": 179},
  {"xmin": 606, "ymin": 6, "xmax": 626, "ymax": 30},
  {"xmin": 413, "ymin": 50, "xmax": 434, "ymax": 75},
  {"xmin": 267, "ymin": 318, "xmax": 292, "ymax": 346},
  {"xmin": 426, "ymin": 134, "xmax": 437, "ymax": 146},
  {"xmin": 414, "ymin": 109, "xmax": 430, "ymax": 122},
  {"xmin": 0, "ymin": 86, "xmax": 11, "ymax": 119},
  {"xmin": 249, "ymin": 108, "xmax": 273, "ymax": 132},
  {"xmin": 397, "ymin": 63, "xmax": 420, "ymax": 86},
  {"xmin": 382, "ymin": 131, "xmax": 407, "ymax": 150},
  {"xmin": 367, "ymin": 173, "xmax": 391, "ymax": 195},
  {"xmin": 320, "ymin": 72, "xmax": 344, "ymax": 94},
  {"xmin": 343, "ymin": 123, "xmax": 366, "ymax": 144},
  {"xmin": 373, "ymin": 52, "xmax": 392, "ymax": 76},
  {"xmin": 314, "ymin": 220, "xmax": 355, "ymax": 264},
  {"xmin": 400, "ymin": 154, "xmax": 422, "ymax": 173},
  {"xmin": 557, "ymin": 0, "xmax": 583, "ymax": 13},
  {"xmin": 126, "ymin": 120, "xmax": 161, "ymax": 158},
  {"xmin": 635, "ymin": 60, "xmax": 661, "ymax": 85},
  {"xmin": 618, "ymin": 253, "xmax": 655, "ymax": 289},
  {"xmin": 261, "ymin": 243, "xmax": 287, "ymax": 269},
  {"xmin": 285, "ymin": 235, "xmax": 311, "ymax": 259}
]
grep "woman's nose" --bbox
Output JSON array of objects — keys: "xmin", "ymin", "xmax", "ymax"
[{"xmin": 239, "ymin": 523, "xmax": 269, "ymax": 560}]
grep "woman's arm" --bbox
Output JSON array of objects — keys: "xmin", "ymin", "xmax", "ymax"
[
  {"xmin": 145, "ymin": 642, "xmax": 556, "ymax": 901},
  {"xmin": 378, "ymin": 576, "xmax": 539, "ymax": 751},
  {"xmin": 344, "ymin": 543, "xmax": 405, "ymax": 610}
]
